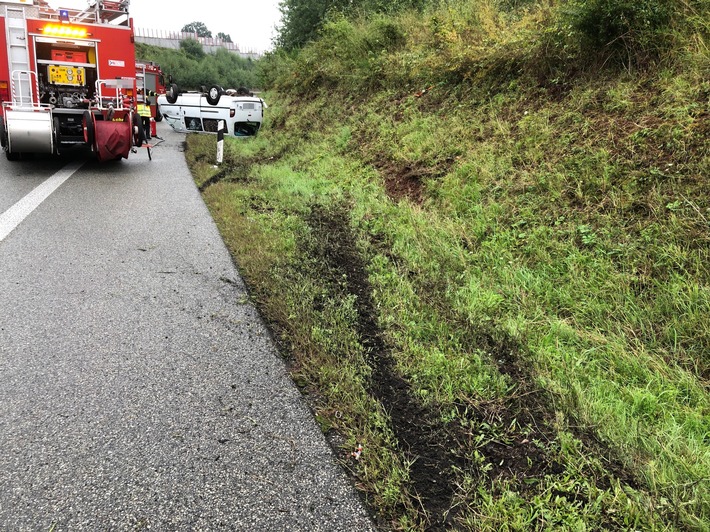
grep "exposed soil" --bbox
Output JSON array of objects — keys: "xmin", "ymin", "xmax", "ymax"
[
  {"xmin": 197, "ymin": 154, "xmax": 254, "ymax": 192},
  {"xmin": 378, "ymin": 162, "xmax": 427, "ymax": 204},
  {"xmin": 469, "ymin": 332, "xmax": 641, "ymax": 496},
  {"xmin": 305, "ymin": 204, "xmax": 467, "ymax": 528},
  {"xmin": 196, "ymin": 149, "xmax": 288, "ymax": 193},
  {"xmin": 377, "ymin": 158, "xmax": 462, "ymax": 205},
  {"xmin": 300, "ymin": 203, "xmax": 646, "ymax": 529}
]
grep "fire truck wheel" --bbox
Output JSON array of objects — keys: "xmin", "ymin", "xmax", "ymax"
[
  {"xmin": 53, "ymin": 117, "xmax": 62, "ymax": 155},
  {"xmin": 131, "ymin": 112, "xmax": 145, "ymax": 147},
  {"xmin": 166, "ymin": 83, "xmax": 179, "ymax": 104},
  {"xmin": 82, "ymin": 111, "xmax": 95, "ymax": 147},
  {"xmin": 0, "ymin": 117, "xmax": 7, "ymax": 149},
  {"xmin": 206, "ymin": 85, "xmax": 223, "ymax": 106}
]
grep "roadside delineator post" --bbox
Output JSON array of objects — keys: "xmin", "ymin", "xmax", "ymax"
[{"xmin": 216, "ymin": 120, "xmax": 225, "ymax": 164}]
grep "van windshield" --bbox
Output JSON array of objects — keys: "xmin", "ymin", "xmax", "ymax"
[{"xmin": 234, "ymin": 122, "xmax": 260, "ymax": 136}]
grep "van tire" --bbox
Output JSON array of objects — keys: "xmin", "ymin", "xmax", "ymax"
[
  {"xmin": 206, "ymin": 85, "xmax": 222, "ymax": 106},
  {"xmin": 166, "ymin": 83, "xmax": 179, "ymax": 104}
]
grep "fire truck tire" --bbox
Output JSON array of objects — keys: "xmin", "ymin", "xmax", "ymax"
[
  {"xmin": 131, "ymin": 112, "xmax": 145, "ymax": 147},
  {"xmin": 166, "ymin": 83, "xmax": 179, "ymax": 104},
  {"xmin": 206, "ymin": 85, "xmax": 223, "ymax": 106},
  {"xmin": 0, "ymin": 117, "xmax": 7, "ymax": 149},
  {"xmin": 82, "ymin": 111, "xmax": 95, "ymax": 148},
  {"xmin": 53, "ymin": 117, "xmax": 62, "ymax": 155}
]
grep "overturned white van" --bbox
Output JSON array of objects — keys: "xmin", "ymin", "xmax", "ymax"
[{"xmin": 157, "ymin": 85, "xmax": 266, "ymax": 137}]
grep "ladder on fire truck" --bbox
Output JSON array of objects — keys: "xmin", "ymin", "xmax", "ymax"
[{"xmin": 3, "ymin": 4, "xmax": 36, "ymax": 107}]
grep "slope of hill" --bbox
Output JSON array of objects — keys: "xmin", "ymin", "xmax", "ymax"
[{"xmin": 181, "ymin": 1, "xmax": 708, "ymax": 529}]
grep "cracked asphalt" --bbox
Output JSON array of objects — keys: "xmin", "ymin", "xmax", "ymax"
[{"xmin": 0, "ymin": 123, "xmax": 376, "ymax": 530}]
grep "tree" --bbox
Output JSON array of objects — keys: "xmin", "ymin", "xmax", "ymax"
[
  {"xmin": 277, "ymin": 0, "xmax": 333, "ymax": 50},
  {"xmin": 181, "ymin": 21, "xmax": 212, "ymax": 38},
  {"xmin": 216, "ymin": 32, "xmax": 233, "ymax": 43},
  {"xmin": 276, "ymin": 0, "xmax": 429, "ymax": 50},
  {"xmin": 180, "ymin": 38, "xmax": 205, "ymax": 60}
]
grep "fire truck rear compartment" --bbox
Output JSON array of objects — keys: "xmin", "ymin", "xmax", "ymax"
[
  {"xmin": 34, "ymin": 41, "xmax": 98, "ymax": 108},
  {"xmin": 52, "ymin": 109, "xmax": 89, "ymax": 144}
]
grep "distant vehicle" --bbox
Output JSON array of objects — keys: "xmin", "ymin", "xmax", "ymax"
[{"xmin": 157, "ymin": 84, "xmax": 265, "ymax": 137}]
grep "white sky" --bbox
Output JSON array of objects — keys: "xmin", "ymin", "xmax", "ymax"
[{"xmin": 49, "ymin": 0, "xmax": 283, "ymax": 53}]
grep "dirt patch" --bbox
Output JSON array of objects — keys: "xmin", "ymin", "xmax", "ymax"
[
  {"xmin": 304, "ymin": 203, "xmax": 467, "ymax": 528},
  {"xmin": 300, "ymin": 202, "xmax": 647, "ymax": 527},
  {"xmin": 196, "ymin": 149, "xmax": 287, "ymax": 193},
  {"xmin": 197, "ymin": 156, "xmax": 255, "ymax": 192},
  {"xmin": 376, "ymin": 159, "xmax": 458, "ymax": 205},
  {"xmin": 286, "ymin": 206, "xmax": 639, "ymax": 531},
  {"xmin": 378, "ymin": 162, "xmax": 427, "ymax": 204},
  {"xmin": 466, "ymin": 331, "xmax": 642, "ymax": 499},
  {"xmin": 302, "ymin": 203, "xmax": 649, "ymax": 528}
]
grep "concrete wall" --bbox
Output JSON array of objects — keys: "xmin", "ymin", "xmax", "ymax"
[{"xmin": 134, "ymin": 28, "xmax": 262, "ymax": 60}]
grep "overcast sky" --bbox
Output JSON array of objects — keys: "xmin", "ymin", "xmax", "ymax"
[{"xmin": 49, "ymin": 0, "xmax": 283, "ymax": 53}]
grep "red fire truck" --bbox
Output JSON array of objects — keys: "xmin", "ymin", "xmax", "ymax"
[
  {"xmin": 135, "ymin": 59, "xmax": 165, "ymax": 122},
  {"xmin": 0, "ymin": 0, "xmax": 146, "ymax": 162}
]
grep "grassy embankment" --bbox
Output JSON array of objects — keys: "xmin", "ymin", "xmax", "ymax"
[{"xmin": 185, "ymin": 1, "xmax": 708, "ymax": 529}]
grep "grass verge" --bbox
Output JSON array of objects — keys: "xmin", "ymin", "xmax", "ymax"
[{"xmin": 184, "ymin": 4, "xmax": 709, "ymax": 529}]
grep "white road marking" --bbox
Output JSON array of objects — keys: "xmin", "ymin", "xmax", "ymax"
[{"xmin": 0, "ymin": 160, "xmax": 84, "ymax": 242}]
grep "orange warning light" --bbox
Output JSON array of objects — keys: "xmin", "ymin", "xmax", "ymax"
[{"xmin": 42, "ymin": 24, "xmax": 88, "ymax": 39}]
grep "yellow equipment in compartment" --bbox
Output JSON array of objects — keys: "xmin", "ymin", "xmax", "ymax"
[{"xmin": 48, "ymin": 65, "xmax": 85, "ymax": 86}]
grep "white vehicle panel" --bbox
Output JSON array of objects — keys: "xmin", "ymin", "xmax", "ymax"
[{"xmin": 157, "ymin": 91, "xmax": 265, "ymax": 137}]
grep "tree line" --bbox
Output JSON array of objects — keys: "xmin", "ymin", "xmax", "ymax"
[
  {"xmin": 136, "ymin": 41, "xmax": 258, "ymax": 92},
  {"xmin": 181, "ymin": 21, "xmax": 233, "ymax": 43},
  {"xmin": 143, "ymin": 0, "xmax": 697, "ymax": 91}
]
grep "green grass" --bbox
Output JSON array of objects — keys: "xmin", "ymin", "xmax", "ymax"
[{"xmin": 182, "ymin": 0, "xmax": 709, "ymax": 529}]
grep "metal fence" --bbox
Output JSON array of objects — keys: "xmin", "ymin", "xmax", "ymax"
[{"xmin": 134, "ymin": 28, "xmax": 262, "ymax": 59}]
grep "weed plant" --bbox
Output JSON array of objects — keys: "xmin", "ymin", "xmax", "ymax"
[{"xmin": 183, "ymin": 0, "xmax": 709, "ymax": 529}]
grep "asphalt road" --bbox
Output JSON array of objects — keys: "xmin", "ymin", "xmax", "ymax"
[{"xmin": 0, "ymin": 123, "xmax": 375, "ymax": 530}]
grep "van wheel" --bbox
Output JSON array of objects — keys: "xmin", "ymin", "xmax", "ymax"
[
  {"xmin": 206, "ymin": 85, "xmax": 222, "ymax": 106},
  {"xmin": 82, "ymin": 111, "xmax": 95, "ymax": 148},
  {"xmin": 166, "ymin": 83, "xmax": 179, "ymax": 104}
]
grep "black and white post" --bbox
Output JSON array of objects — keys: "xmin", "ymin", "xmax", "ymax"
[{"xmin": 216, "ymin": 120, "xmax": 225, "ymax": 164}]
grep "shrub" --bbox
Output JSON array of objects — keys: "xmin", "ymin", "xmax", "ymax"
[
  {"xmin": 566, "ymin": 0, "xmax": 705, "ymax": 67},
  {"xmin": 180, "ymin": 38, "xmax": 206, "ymax": 60}
]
